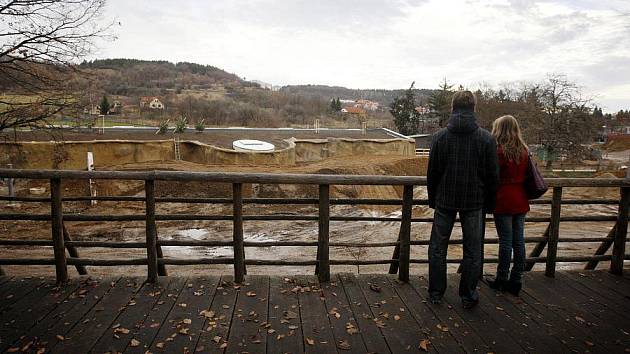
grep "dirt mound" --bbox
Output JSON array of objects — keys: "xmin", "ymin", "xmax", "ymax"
[
  {"xmin": 560, "ymin": 172, "xmax": 622, "ymax": 200},
  {"xmin": 603, "ymin": 135, "xmax": 630, "ymax": 151}
]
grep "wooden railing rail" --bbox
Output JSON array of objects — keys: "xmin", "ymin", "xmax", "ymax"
[{"xmin": 0, "ymin": 168, "xmax": 628, "ymax": 284}]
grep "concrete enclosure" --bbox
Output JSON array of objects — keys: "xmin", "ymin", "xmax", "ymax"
[{"xmin": 0, "ymin": 137, "xmax": 415, "ymax": 169}]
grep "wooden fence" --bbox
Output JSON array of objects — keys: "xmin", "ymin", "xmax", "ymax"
[{"xmin": 0, "ymin": 169, "xmax": 628, "ymax": 284}]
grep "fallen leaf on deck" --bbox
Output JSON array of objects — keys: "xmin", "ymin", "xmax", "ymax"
[
  {"xmin": 246, "ymin": 291, "xmax": 257, "ymax": 297},
  {"xmin": 178, "ymin": 303, "xmax": 187, "ymax": 308},
  {"xmin": 182, "ymin": 318, "xmax": 192, "ymax": 324},
  {"xmin": 200, "ymin": 309, "xmax": 215, "ymax": 318},
  {"xmin": 306, "ymin": 337, "xmax": 315, "ymax": 346},
  {"xmin": 436, "ymin": 324, "xmax": 449, "ymax": 332},
  {"xmin": 6, "ymin": 348, "xmax": 19, "ymax": 353},
  {"xmin": 496, "ymin": 306, "xmax": 504, "ymax": 311},
  {"xmin": 369, "ymin": 284, "xmax": 381, "ymax": 293},
  {"xmin": 394, "ymin": 315, "xmax": 401, "ymax": 321},
  {"xmin": 337, "ymin": 340, "xmax": 351, "ymax": 350},
  {"xmin": 178, "ymin": 328, "xmax": 189, "ymax": 335},
  {"xmin": 585, "ymin": 341, "xmax": 594, "ymax": 347},
  {"xmin": 284, "ymin": 310, "xmax": 298, "ymax": 319},
  {"xmin": 277, "ymin": 334, "xmax": 286, "ymax": 340},
  {"xmin": 575, "ymin": 316, "xmax": 586, "ymax": 324},
  {"xmin": 56, "ymin": 335, "xmax": 65, "ymax": 341},
  {"xmin": 114, "ymin": 327, "xmax": 130, "ymax": 335},
  {"xmin": 419, "ymin": 339, "xmax": 430, "ymax": 351},
  {"xmin": 130, "ymin": 338, "xmax": 140, "ymax": 347},
  {"xmin": 156, "ymin": 342, "xmax": 165, "ymax": 349},
  {"xmin": 267, "ymin": 329, "xmax": 276, "ymax": 334},
  {"xmin": 220, "ymin": 343, "xmax": 228, "ymax": 349},
  {"xmin": 212, "ymin": 336, "xmax": 221, "ymax": 343}
]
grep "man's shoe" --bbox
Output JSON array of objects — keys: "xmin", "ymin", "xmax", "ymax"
[
  {"xmin": 462, "ymin": 298, "xmax": 479, "ymax": 309},
  {"xmin": 487, "ymin": 278, "xmax": 507, "ymax": 291},
  {"xmin": 505, "ymin": 280, "xmax": 522, "ymax": 296},
  {"xmin": 429, "ymin": 296, "xmax": 442, "ymax": 305}
]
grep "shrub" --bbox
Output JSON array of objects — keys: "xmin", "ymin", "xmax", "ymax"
[
  {"xmin": 174, "ymin": 116, "xmax": 187, "ymax": 134},
  {"xmin": 156, "ymin": 119, "xmax": 169, "ymax": 134},
  {"xmin": 194, "ymin": 119, "xmax": 205, "ymax": 132}
]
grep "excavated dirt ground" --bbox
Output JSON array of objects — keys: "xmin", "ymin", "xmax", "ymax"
[{"xmin": 0, "ymin": 155, "xmax": 626, "ymax": 278}]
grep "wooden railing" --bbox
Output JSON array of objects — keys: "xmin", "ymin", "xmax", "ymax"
[{"xmin": 0, "ymin": 169, "xmax": 628, "ymax": 284}]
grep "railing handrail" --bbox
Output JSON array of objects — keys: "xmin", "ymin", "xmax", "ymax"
[{"xmin": 0, "ymin": 168, "xmax": 629, "ymax": 187}]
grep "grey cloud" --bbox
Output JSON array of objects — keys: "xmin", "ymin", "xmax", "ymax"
[{"xmin": 582, "ymin": 56, "xmax": 630, "ymax": 86}]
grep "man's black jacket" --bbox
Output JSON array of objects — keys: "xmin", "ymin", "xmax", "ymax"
[{"xmin": 427, "ymin": 110, "xmax": 499, "ymax": 211}]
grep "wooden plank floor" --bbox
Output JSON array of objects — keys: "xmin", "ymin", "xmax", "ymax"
[{"xmin": 1, "ymin": 270, "xmax": 629, "ymax": 354}]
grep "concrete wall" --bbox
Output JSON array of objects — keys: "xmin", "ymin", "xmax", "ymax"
[
  {"xmin": 0, "ymin": 137, "xmax": 415, "ymax": 169},
  {"xmin": 292, "ymin": 138, "xmax": 415, "ymax": 163}
]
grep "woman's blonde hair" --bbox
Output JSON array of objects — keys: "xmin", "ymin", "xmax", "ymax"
[{"xmin": 492, "ymin": 115, "xmax": 528, "ymax": 162}]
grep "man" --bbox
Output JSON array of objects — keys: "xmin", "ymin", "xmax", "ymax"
[{"xmin": 426, "ymin": 90, "xmax": 499, "ymax": 309}]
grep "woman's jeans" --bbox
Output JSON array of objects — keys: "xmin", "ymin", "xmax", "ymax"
[{"xmin": 494, "ymin": 213, "xmax": 526, "ymax": 283}]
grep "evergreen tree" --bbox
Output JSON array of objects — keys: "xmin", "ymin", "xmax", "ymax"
[
  {"xmin": 389, "ymin": 82, "xmax": 421, "ymax": 135},
  {"xmin": 98, "ymin": 95, "xmax": 110, "ymax": 115},
  {"xmin": 428, "ymin": 78, "xmax": 454, "ymax": 127},
  {"xmin": 336, "ymin": 98, "xmax": 342, "ymax": 111}
]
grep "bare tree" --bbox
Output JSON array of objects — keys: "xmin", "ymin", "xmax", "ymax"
[
  {"xmin": 0, "ymin": 0, "xmax": 113, "ymax": 132},
  {"xmin": 530, "ymin": 74, "xmax": 595, "ymax": 165}
]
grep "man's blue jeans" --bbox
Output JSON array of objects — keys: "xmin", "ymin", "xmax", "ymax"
[
  {"xmin": 493, "ymin": 213, "xmax": 526, "ymax": 283},
  {"xmin": 428, "ymin": 207, "xmax": 483, "ymax": 302}
]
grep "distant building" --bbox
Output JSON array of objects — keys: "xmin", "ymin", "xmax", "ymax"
[
  {"xmin": 341, "ymin": 106, "xmax": 367, "ymax": 115},
  {"xmin": 415, "ymin": 105, "xmax": 431, "ymax": 115},
  {"xmin": 140, "ymin": 96, "xmax": 165, "ymax": 110},
  {"xmin": 110, "ymin": 101, "xmax": 122, "ymax": 114},
  {"xmin": 354, "ymin": 99, "xmax": 380, "ymax": 111}
]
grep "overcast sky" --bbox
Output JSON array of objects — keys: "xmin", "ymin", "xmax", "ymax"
[{"xmin": 94, "ymin": 0, "xmax": 630, "ymax": 112}]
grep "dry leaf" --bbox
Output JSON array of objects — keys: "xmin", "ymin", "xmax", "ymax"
[
  {"xmin": 394, "ymin": 315, "xmax": 401, "ymax": 321},
  {"xmin": 156, "ymin": 342, "xmax": 165, "ymax": 349},
  {"xmin": 369, "ymin": 284, "xmax": 381, "ymax": 293},
  {"xmin": 114, "ymin": 327, "xmax": 130, "ymax": 335},
  {"xmin": 56, "ymin": 335, "xmax": 65, "ymax": 341},
  {"xmin": 419, "ymin": 339, "xmax": 430, "ymax": 352},
  {"xmin": 436, "ymin": 324, "xmax": 449, "ymax": 332},
  {"xmin": 246, "ymin": 291, "xmax": 257, "ymax": 297},
  {"xmin": 6, "ymin": 348, "xmax": 19, "ymax": 353},
  {"xmin": 337, "ymin": 339, "xmax": 351, "ymax": 350},
  {"xmin": 182, "ymin": 318, "xmax": 192, "ymax": 324},
  {"xmin": 267, "ymin": 329, "xmax": 276, "ymax": 334},
  {"xmin": 212, "ymin": 336, "xmax": 221, "ymax": 343},
  {"xmin": 306, "ymin": 338, "xmax": 315, "ymax": 346},
  {"xmin": 277, "ymin": 334, "xmax": 286, "ymax": 340},
  {"xmin": 130, "ymin": 338, "xmax": 140, "ymax": 347},
  {"xmin": 585, "ymin": 341, "xmax": 594, "ymax": 347},
  {"xmin": 219, "ymin": 343, "xmax": 228, "ymax": 349},
  {"xmin": 200, "ymin": 309, "xmax": 215, "ymax": 318},
  {"xmin": 178, "ymin": 328, "xmax": 189, "ymax": 335}
]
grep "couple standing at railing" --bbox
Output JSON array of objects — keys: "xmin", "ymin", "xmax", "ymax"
[{"xmin": 427, "ymin": 90, "xmax": 546, "ymax": 309}]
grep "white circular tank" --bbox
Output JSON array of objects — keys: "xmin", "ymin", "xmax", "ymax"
[{"xmin": 232, "ymin": 139, "xmax": 275, "ymax": 152}]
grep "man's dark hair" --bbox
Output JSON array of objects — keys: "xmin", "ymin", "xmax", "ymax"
[{"xmin": 451, "ymin": 90, "xmax": 476, "ymax": 112}]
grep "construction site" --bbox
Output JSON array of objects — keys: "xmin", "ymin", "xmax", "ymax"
[{"xmin": 0, "ymin": 127, "xmax": 628, "ymax": 277}]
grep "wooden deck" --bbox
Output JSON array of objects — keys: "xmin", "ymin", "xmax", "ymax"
[{"xmin": 1, "ymin": 271, "xmax": 629, "ymax": 354}]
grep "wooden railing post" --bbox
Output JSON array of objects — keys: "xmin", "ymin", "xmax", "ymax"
[
  {"xmin": 50, "ymin": 178, "xmax": 68, "ymax": 283},
  {"xmin": 545, "ymin": 187, "xmax": 562, "ymax": 277},
  {"xmin": 62, "ymin": 223, "xmax": 87, "ymax": 275},
  {"xmin": 525, "ymin": 224, "xmax": 550, "ymax": 271},
  {"xmin": 398, "ymin": 185, "xmax": 413, "ymax": 282},
  {"xmin": 610, "ymin": 187, "xmax": 629, "ymax": 275},
  {"xmin": 317, "ymin": 184, "xmax": 330, "ymax": 282},
  {"xmin": 145, "ymin": 179, "xmax": 158, "ymax": 283},
  {"xmin": 233, "ymin": 183, "xmax": 245, "ymax": 283}
]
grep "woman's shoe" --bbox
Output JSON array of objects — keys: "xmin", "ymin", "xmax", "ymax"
[
  {"xmin": 487, "ymin": 278, "xmax": 507, "ymax": 291},
  {"xmin": 505, "ymin": 280, "xmax": 522, "ymax": 296}
]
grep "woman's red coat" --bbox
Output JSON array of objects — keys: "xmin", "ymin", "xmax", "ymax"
[{"xmin": 493, "ymin": 146, "xmax": 530, "ymax": 215}]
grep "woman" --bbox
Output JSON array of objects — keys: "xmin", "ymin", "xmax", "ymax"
[{"xmin": 488, "ymin": 115, "xmax": 530, "ymax": 296}]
